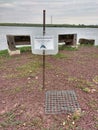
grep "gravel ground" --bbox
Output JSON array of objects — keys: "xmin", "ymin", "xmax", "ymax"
[{"xmin": 0, "ymin": 46, "xmax": 98, "ymax": 130}]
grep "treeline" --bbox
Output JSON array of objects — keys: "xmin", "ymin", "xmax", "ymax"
[{"xmin": 0, "ymin": 23, "xmax": 98, "ymax": 28}]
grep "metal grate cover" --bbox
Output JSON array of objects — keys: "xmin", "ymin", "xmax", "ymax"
[{"xmin": 45, "ymin": 90, "xmax": 80, "ymax": 114}]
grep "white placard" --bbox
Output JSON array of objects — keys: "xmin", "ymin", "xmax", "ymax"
[
  {"xmin": 34, "ymin": 36, "xmax": 54, "ymax": 50},
  {"xmin": 31, "ymin": 35, "xmax": 58, "ymax": 55}
]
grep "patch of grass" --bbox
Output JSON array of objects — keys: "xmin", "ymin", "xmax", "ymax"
[
  {"xmin": 19, "ymin": 46, "xmax": 31, "ymax": 53},
  {"xmin": 82, "ymin": 87, "xmax": 90, "ymax": 93},
  {"xmin": 0, "ymin": 49, "xmax": 9, "ymax": 57},
  {"xmin": 88, "ymin": 99, "xmax": 98, "ymax": 110},
  {"xmin": 11, "ymin": 86, "xmax": 23, "ymax": 94},
  {"xmin": 0, "ymin": 86, "xmax": 23, "ymax": 95},
  {"xmin": 16, "ymin": 61, "xmax": 41, "ymax": 77},
  {"xmin": 91, "ymin": 54, "xmax": 98, "ymax": 58},
  {"xmin": 68, "ymin": 77, "xmax": 93, "ymax": 93},
  {"xmin": 79, "ymin": 44, "xmax": 94, "ymax": 47},
  {"xmin": 0, "ymin": 111, "xmax": 22, "ymax": 128},
  {"xmin": 93, "ymin": 75, "xmax": 98, "ymax": 84},
  {"xmin": 62, "ymin": 112, "xmax": 82, "ymax": 130},
  {"xmin": 27, "ymin": 117, "xmax": 43, "ymax": 129},
  {"xmin": 94, "ymin": 116, "xmax": 98, "ymax": 129},
  {"xmin": 4, "ymin": 60, "xmax": 41, "ymax": 79},
  {"xmin": 53, "ymin": 53, "xmax": 69, "ymax": 59},
  {"xmin": 41, "ymin": 124, "xmax": 63, "ymax": 130},
  {"xmin": 59, "ymin": 45, "xmax": 78, "ymax": 51}
]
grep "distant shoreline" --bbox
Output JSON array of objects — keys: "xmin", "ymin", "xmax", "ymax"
[{"xmin": 0, "ymin": 23, "xmax": 98, "ymax": 28}]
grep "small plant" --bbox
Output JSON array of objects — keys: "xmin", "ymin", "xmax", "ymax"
[
  {"xmin": 0, "ymin": 111, "xmax": 22, "ymax": 128},
  {"xmin": 53, "ymin": 53, "xmax": 69, "ymax": 59},
  {"xmin": 79, "ymin": 44, "xmax": 94, "ymax": 47},
  {"xmin": 82, "ymin": 87, "xmax": 90, "ymax": 93},
  {"xmin": 94, "ymin": 116, "xmax": 98, "ymax": 129},
  {"xmin": 16, "ymin": 60, "xmax": 41, "ymax": 77},
  {"xmin": 19, "ymin": 46, "xmax": 31, "ymax": 53},
  {"xmin": 93, "ymin": 75, "xmax": 98, "ymax": 84},
  {"xmin": 59, "ymin": 45, "xmax": 78, "ymax": 51},
  {"xmin": 88, "ymin": 99, "xmax": 98, "ymax": 110},
  {"xmin": 62, "ymin": 110, "xmax": 82, "ymax": 130},
  {"xmin": 0, "ymin": 49, "xmax": 9, "ymax": 57},
  {"xmin": 29, "ymin": 117, "xmax": 43, "ymax": 129},
  {"xmin": 68, "ymin": 77, "xmax": 92, "ymax": 93}
]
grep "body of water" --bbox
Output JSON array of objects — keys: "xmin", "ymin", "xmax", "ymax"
[{"xmin": 0, "ymin": 26, "xmax": 98, "ymax": 50}]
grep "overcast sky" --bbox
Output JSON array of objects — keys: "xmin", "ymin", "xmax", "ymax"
[{"xmin": 0, "ymin": 0, "xmax": 98, "ymax": 25}]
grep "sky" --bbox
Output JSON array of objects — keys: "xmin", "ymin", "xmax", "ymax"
[{"xmin": 0, "ymin": 0, "xmax": 98, "ymax": 25}]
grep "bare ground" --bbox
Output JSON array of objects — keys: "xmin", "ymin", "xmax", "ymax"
[{"xmin": 0, "ymin": 46, "xmax": 98, "ymax": 130}]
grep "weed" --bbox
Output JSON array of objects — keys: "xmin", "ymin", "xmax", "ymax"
[
  {"xmin": 88, "ymin": 100, "xmax": 98, "ymax": 110},
  {"xmin": 0, "ymin": 49, "xmax": 9, "ymax": 57},
  {"xmin": 53, "ymin": 53, "xmax": 69, "ymax": 59},
  {"xmin": 93, "ymin": 116, "xmax": 98, "ymax": 129},
  {"xmin": 29, "ymin": 117, "xmax": 43, "ymax": 129},
  {"xmin": 59, "ymin": 45, "xmax": 78, "ymax": 51},
  {"xmin": 62, "ymin": 111, "xmax": 82, "ymax": 130},
  {"xmin": 0, "ymin": 111, "xmax": 22, "ymax": 128},
  {"xmin": 79, "ymin": 44, "xmax": 94, "ymax": 47},
  {"xmin": 10, "ymin": 86, "xmax": 23, "ymax": 94},
  {"xmin": 82, "ymin": 87, "xmax": 90, "ymax": 93},
  {"xmin": 68, "ymin": 77, "xmax": 92, "ymax": 93},
  {"xmin": 93, "ymin": 75, "xmax": 98, "ymax": 84},
  {"xmin": 91, "ymin": 54, "xmax": 98, "ymax": 58},
  {"xmin": 10, "ymin": 61, "xmax": 41, "ymax": 78},
  {"xmin": 19, "ymin": 46, "xmax": 31, "ymax": 53}
]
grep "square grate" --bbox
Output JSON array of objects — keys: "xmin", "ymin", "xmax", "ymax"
[{"xmin": 45, "ymin": 90, "xmax": 80, "ymax": 114}]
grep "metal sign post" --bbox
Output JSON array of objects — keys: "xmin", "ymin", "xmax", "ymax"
[
  {"xmin": 42, "ymin": 10, "xmax": 46, "ymax": 89},
  {"xmin": 31, "ymin": 10, "xmax": 58, "ymax": 89}
]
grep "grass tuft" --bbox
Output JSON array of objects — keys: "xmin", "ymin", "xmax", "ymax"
[
  {"xmin": 0, "ymin": 49, "xmax": 9, "ymax": 57},
  {"xmin": 19, "ymin": 46, "xmax": 31, "ymax": 53}
]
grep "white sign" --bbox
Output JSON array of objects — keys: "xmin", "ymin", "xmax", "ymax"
[
  {"xmin": 34, "ymin": 36, "xmax": 54, "ymax": 50},
  {"xmin": 31, "ymin": 35, "xmax": 58, "ymax": 55}
]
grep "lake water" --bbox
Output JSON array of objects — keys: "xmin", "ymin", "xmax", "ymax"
[{"xmin": 0, "ymin": 26, "xmax": 98, "ymax": 50}]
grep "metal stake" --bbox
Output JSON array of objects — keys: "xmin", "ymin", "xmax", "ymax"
[
  {"xmin": 43, "ymin": 50, "xmax": 45, "ymax": 89},
  {"xmin": 42, "ymin": 10, "xmax": 46, "ymax": 89}
]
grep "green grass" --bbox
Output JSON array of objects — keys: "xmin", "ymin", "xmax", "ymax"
[
  {"xmin": 19, "ymin": 46, "xmax": 31, "ymax": 53},
  {"xmin": 53, "ymin": 53, "xmax": 69, "ymax": 59},
  {"xmin": 79, "ymin": 44, "xmax": 94, "ymax": 47},
  {"xmin": 88, "ymin": 99, "xmax": 98, "ymax": 110},
  {"xmin": 68, "ymin": 77, "xmax": 94, "ymax": 93},
  {"xmin": 17, "ymin": 61, "xmax": 41, "ymax": 72},
  {"xmin": 93, "ymin": 75, "xmax": 98, "ymax": 84},
  {"xmin": 4, "ymin": 60, "xmax": 41, "ymax": 79},
  {"xmin": 0, "ymin": 111, "xmax": 22, "ymax": 128},
  {"xmin": 0, "ymin": 49, "xmax": 9, "ymax": 57},
  {"xmin": 0, "ymin": 46, "xmax": 31, "ymax": 58},
  {"xmin": 59, "ymin": 45, "xmax": 78, "ymax": 51}
]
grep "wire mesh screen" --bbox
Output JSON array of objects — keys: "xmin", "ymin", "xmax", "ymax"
[{"xmin": 45, "ymin": 90, "xmax": 80, "ymax": 114}]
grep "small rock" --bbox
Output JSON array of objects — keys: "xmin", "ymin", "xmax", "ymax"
[
  {"xmin": 23, "ymin": 123, "xmax": 26, "ymax": 126},
  {"xmin": 27, "ymin": 77, "xmax": 31, "ymax": 80},
  {"xmin": 0, "ymin": 110, "xmax": 6, "ymax": 114},
  {"xmin": 63, "ymin": 121, "xmax": 66, "ymax": 126},
  {"xmin": 29, "ymin": 70, "xmax": 32, "ymax": 73},
  {"xmin": 91, "ymin": 89, "xmax": 96, "ymax": 93},
  {"xmin": 56, "ymin": 75, "xmax": 59, "ymax": 77},
  {"xmin": 35, "ymin": 76, "xmax": 38, "ymax": 79},
  {"xmin": 2, "ymin": 100, "xmax": 6, "ymax": 104},
  {"xmin": 72, "ymin": 121, "xmax": 75, "ymax": 125}
]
